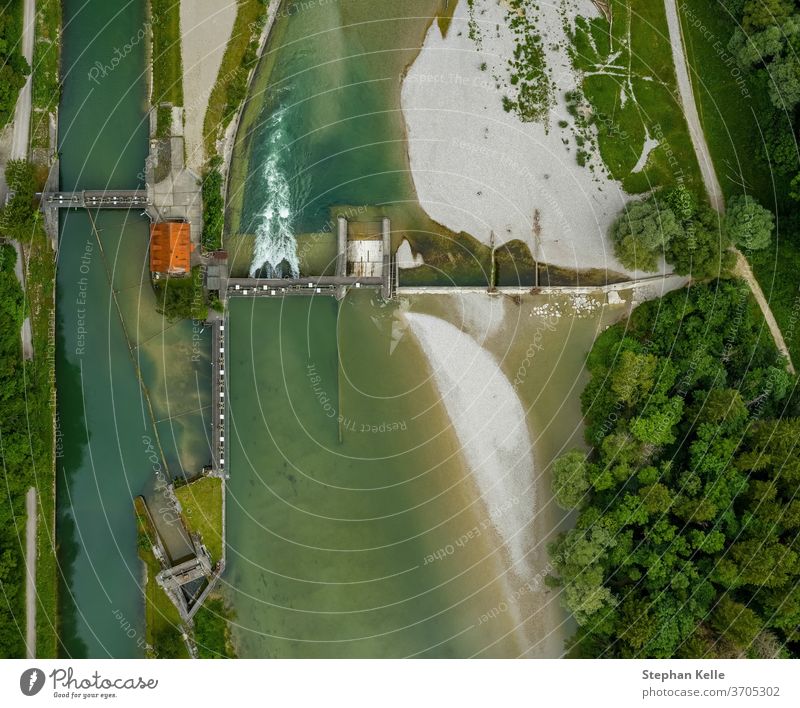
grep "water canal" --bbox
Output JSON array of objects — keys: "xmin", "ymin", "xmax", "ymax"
[{"xmin": 56, "ymin": 0, "xmax": 209, "ymax": 657}]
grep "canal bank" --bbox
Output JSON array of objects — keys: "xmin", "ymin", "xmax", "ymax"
[{"xmin": 56, "ymin": 0, "xmax": 212, "ymax": 657}]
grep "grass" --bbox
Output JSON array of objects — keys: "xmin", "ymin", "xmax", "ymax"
[
  {"xmin": 203, "ymin": 0, "xmax": 268, "ymax": 159},
  {"xmin": 25, "ymin": 225, "xmax": 58, "ymax": 658},
  {"xmin": 568, "ymin": 0, "xmax": 704, "ymax": 196},
  {"xmin": 677, "ymin": 0, "xmax": 784, "ymax": 205},
  {"xmin": 134, "ymin": 498, "xmax": 189, "ymax": 658},
  {"xmin": 155, "ymin": 105, "xmax": 172, "ymax": 140},
  {"xmin": 193, "ymin": 596, "xmax": 236, "ymax": 658},
  {"xmin": 150, "ymin": 0, "xmax": 184, "ymax": 107},
  {"xmin": 175, "ymin": 476, "xmax": 223, "ymax": 564},
  {"xmin": 677, "ymin": 0, "xmax": 800, "ymax": 362},
  {"xmin": 153, "ymin": 266, "xmax": 208, "ymax": 321},
  {"xmin": 31, "ymin": 0, "xmax": 61, "ymax": 112},
  {"xmin": 30, "ymin": 0, "xmax": 61, "ymax": 152}
]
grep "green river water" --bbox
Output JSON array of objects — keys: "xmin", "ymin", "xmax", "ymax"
[
  {"xmin": 56, "ymin": 0, "xmax": 209, "ymax": 657},
  {"xmin": 224, "ymin": 0, "xmax": 511, "ymax": 284},
  {"xmin": 226, "ymin": 292, "xmax": 523, "ymax": 657}
]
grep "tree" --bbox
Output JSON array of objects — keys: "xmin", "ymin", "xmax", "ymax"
[
  {"xmin": 201, "ymin": 157, "xmax": 224, "ymax": 251},
  {"xmin": 729, "ymin": 14, "xmax": 800, "ymax": 109},
  {"xmin": 548, "ymin": 282, "xmax": 800, "ymax": 658},
  {"xmin": 726, "ymin": 195, "xmax": 774, "ymax": 250},
  {"xmin": 0, "ymin": 160, "xmax": 38, "ymax": 241},
  {"xmin": 666, "ymin": 205, "xmax": 734, "ymax": 278},
  {"xmin": 152, "ymin": 629, "xmax": 185, "ymax": 659},
  {"xmin": 711, "ymin": 596, "xmax": 762, "ymax": 650},
  {"xmin": 664, "ymin": 184, "xmax": 696, "ymax": 222},
  {"xmin": 0, "ymin": 7, "xmax": 31, "ymax": 129},
  {"xmin": 611, "ymin": 198, "xmax": 681, "ymax": 272},
  {"xmin": 761, "ymin": 109, "xmax": 799, "ymax": 175},
  {"xmin": 552, "ymin": 451, "xmax": 591, "ymax": 509},
  {"xmin": 743, "ymin": 0, "xmax": 795, "ymax": 32}
]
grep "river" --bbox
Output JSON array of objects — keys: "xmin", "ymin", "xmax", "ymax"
[
  {"xmin": 56, "ymin": 0, "xmax": 208, "ymax": 658},
  {"xmin": 54, "ymin": 0, "xmax": 615, "ymax": 659},
  {"xmin": 224, "ymin": 0, "xmax": 505, "ymax": 284}
]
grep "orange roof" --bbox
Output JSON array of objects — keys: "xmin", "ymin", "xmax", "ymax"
[{"xmin": 150, "ymin": 222, "xmax": 193, "ymax": 274}]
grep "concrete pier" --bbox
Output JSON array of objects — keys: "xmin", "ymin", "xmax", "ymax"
[
  {"xmin": 210, "ymin": 319, "xmax": 226, "ymax": 477},
  {"xmin": 381, "ymin": 217, "xmax": 393, "ymax": 300},
  {"xmin": 336, "ymin": 217, "xmax": 347, "ymax": 278}
]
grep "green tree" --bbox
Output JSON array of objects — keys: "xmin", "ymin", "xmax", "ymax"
[
  {"xmin": 611, "ymin": 198, "xmax": 681, "ymax": 272},
  {"xmin": 726, "ymin": 195, "xmax": 774, "ymax": 251},
  {"xmin": 743, "ymin": 0, "xmax": 795, "ymax": 32},
  {"xmin": 730, "ymin": 14, "xmax": 800, "ymax": 109},
  {"xmin": 549, "ymin": 283, "xmax": 800, "ymax": 658},
  {"xmin": 0, "ymin": 4, "xmax": 31, "ymax": 129},
  {"xmin": 664, "ymin": 184, "xmax": 696, "ymax": 222},
  {"xmin": 201, "ymin": 158, "xmax": 224, "ymax": 251},
  {"xmin": 666, "ymin": 206, "xmax": 734, "ymax": 278},
  {"xmin": 0, "ymin": 160, "xmax": 39, "ymax": 242},
  {"xmin": 152, "ymin": 629, "xmax": 185, "ymax": 659},
  {"xmin": 711, "ymin": 596, "xmax": 762, "ymax": 650},
  {"xmin": 552, "ymin": 451, "xmax": 591, "ymax": 509},
  {"xmin": 790, "ymin": 172, "xmax": 800, "ymax": 202}
]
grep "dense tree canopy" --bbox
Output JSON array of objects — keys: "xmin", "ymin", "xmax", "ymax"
[
  {"xmin": 0, "ymin": 244, "xmax": 51, "ymax": 657},
  {"xmin": 726, "ymin": 195, "xmax": 775, "ymax": 251},
  {"xmin": 730, "ymin": 9, "xmax": 800, "ymax": 109},
  {"xmin": 742, "ymin": 0, "xmax": 796, "ymax": 33},
  {"xmin": 0, "ymin": 160, "xmax": 39, "ymax": 242},
  {"xmin": 0, "ymin": 3, "xmax": 30, "ymax": 129},
  {"xmin": 549, "ymin": 281, "xmax": 799, "ymax": 658},
  {"xmin": 201, "ymin": 158, "xmax": 224, "ymax": 251},
  {"xmin": 611, "ymin": 188, "xmax": 735, "ymax": 278},
  {"xmin": 610, "ymin": 197, "xmax": 681, "ymax": 272}
]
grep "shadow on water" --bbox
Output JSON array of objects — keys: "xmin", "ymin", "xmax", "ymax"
[{"xmin": 54, "ymin": 345, "xmax": 90, "ymax": 659}]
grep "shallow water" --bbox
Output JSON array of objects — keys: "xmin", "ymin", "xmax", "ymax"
[
  {"xmin": 225, "ymin": 291, "xmax": 532, "ymax": 657},
  {"xmin": 224, "ymin": 289, "xmax": 625, "ymax": 657}
]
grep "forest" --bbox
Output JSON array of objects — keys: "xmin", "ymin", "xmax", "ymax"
[
  {"xmin": 550, "ymin": 281, "xmax": 799, "ymax": 658},
  {"xmin": 0, "ymin": 242, "xmax": 51, "ymax": 657},
  {"xmin": 0, "ymin": 0, "xmax": 30, "ymax": 129}
]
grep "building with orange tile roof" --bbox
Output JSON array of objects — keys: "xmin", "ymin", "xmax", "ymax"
[{"xmin": 149, "ymin": 221, "xmax": 193, "ymax": 275}]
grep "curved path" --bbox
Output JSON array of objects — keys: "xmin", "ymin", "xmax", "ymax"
[
  {"xmin": 663, "ymin": 0, "xmax": 795, "ymax": 374},
  {"xmin": 25, "ymin": 487, "xmax": 37, "ymax": 659},
  {"xmin": 11, "ymin": 0, "xmax": 35, "ymax": 160},
  {"xmin": 17, "ymin": 0, "xmax": 38, "ymax": 659}
]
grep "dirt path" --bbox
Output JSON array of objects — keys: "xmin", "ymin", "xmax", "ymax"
[
  {"xmin": 25, "ymin": 486, "xmax": 37, "ymax": 659},
  {"xmin": 663, "ymin": 0, "xmax": 724, "ymax": 212},
  {"xmin": 734, "ymin": 251, "xmax": 796, "ymax": 374},
  {"xmin": 663, "ymin": 0, "xmax": 795, "ymax": 373},
  {"xmin": 11, "ymin": 0, "xmax": 36, "ymax": 160},
  {"xmin": 12, "ymin": 240, "xmax": 34, "ymax": 359},
  {"xmin": 181, "ymin": 0, "xmax": 237, "ymax": 172}
]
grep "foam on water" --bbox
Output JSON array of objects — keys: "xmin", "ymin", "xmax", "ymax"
[{"xmin": 249, "ymin": 108, "xmax": 300, "ymax": 278}]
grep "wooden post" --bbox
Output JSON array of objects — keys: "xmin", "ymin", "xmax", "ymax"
[
  {"xmin": 532, "ymin": 209, "xmax": 540, "ymax": 289},
  {"xmin": 489, "ymin": 231, "xmax": 497, "ymax": 292}
]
